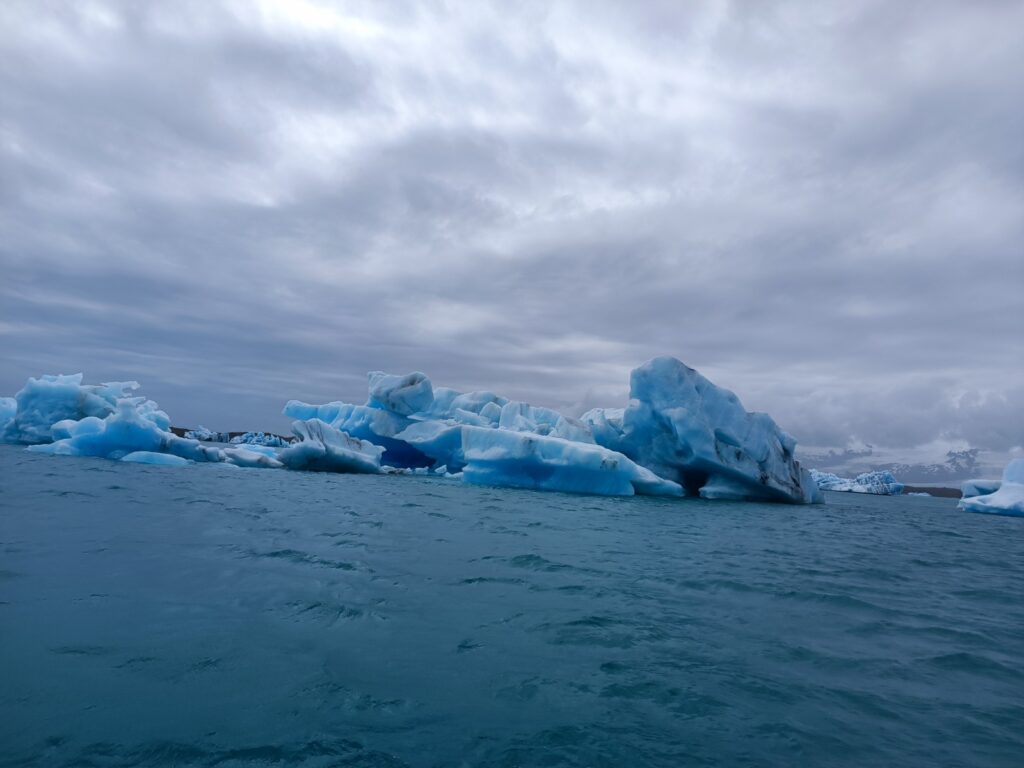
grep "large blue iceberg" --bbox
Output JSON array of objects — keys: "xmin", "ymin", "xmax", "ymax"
[
  {"xmin": 581, "ymin": 358, "xmax": 820, "ymax": 503},
  {"xmin": 285, "ymin": 357, "xmax": 819, "ymax": 503},
  {"xmin": 27, "ymin": 398, "xmax": 223, "ymax": 463},
  {"xmin": 958, "ymin": 459, "xmax": 1024, "ymax": 517},
  {"xmin": 1, "ymin": 374, "xmax": 146, "ymax": 445},
  {"xmin": 2, "ymin": 358, "xmax": 821, "ymax": 503},
  {"xmin": 809, "ymin": 469, "xmax": 904, "ymax": 495},
  {"xmin": 1, "ymin": 373, "xmax": 221, "ymax": 464}
]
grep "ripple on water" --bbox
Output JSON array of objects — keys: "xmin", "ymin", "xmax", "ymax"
[{"xmin": 1, "ymin": 445, "xmax": 1022, "ymax": 768}]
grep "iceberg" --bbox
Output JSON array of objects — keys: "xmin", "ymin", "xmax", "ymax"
[
  {"xmin": 0, "ymin": 374, "xmax": 150, "ymax": 445},
  {"xmin": 960, "ymin": 478, "xmax": 1001, "ymax": 499},
  {"xmin": 582, "ymin": 357, "xmax": 820, "ymax": 503},
  {"xmin": 6, "ymin": 357, "xmax": 820, "ymax": 504},
  {"xmin": 958, "ymin": 459, "xmax": 1024, "ymax": 517},
  {"xmin": 283, "ymin": 358, "xmax": 818, "ymax": 502},
  {"xmin": 229, "ymin": 431, "xmax": 289, "ymax": 447},
  {"xmin": 278, "ymin": 419, "xmax": 383, "ymax": 474},
  {"xmin": 28, "ymin": 397, "xmax": 223, "ymax": 463},
  {"xmin": 810, "ymin": 469, "xmax": 904, "ymax": 495},
  {"xmin": 283, "ymin": 399, "xmax": 431, "ymax": 468},
  {"xmin": 184, "ymin": 425, "xmax": 230, "ymax": 442}
]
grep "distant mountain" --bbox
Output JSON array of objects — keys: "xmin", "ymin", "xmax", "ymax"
[
  {"xmin": 875, "ymin": 449, "xmax": 981, "ymax": 483},
  {"xmin": 800, "ymin": 447, "xmax": 989, "ymax": 485}
]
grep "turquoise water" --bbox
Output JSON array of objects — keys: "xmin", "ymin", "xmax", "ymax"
[{"xmin": 1, "ymin": 445, "xmax": 1022, "ymax": 767}]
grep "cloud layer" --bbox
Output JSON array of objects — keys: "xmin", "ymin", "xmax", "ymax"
[{"xmin": 2, "ymin": 0, "xmax": 1022, "ymax": 460}]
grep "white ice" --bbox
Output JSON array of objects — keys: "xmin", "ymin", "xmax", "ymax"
[
  {"xmin": 229, "ymin": 432, "xmax": 289, "ymax": 448},
  {"xmin": 223, "ymin": 445, "xmax": 284, "ymax": 469},
  {"xmin": 451, "ymin": 426, "xmax": 681, "ymax": 497},
  {"xmin": 278, "ymin": 419, "xmax": 384, "ymax": 474},
  {"xmin": 121, "ymin": 451, "xmax": 191, "ymax": 467},
  {"xmin": 958, "ymin": 459, "xmax": 1024, "ymax": 517},
  {"xmin": 810, "ymin": 469, "xmax": 904, "ymax": 495}
]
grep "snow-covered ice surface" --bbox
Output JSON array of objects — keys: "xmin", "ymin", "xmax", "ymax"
[
  {"xmin": 958, "ymin": 460, "xmax": 1024, "ymax": 517},
  {"xmin": 810, "ymin": 469, "xmax": 905, "ymax": 495}
]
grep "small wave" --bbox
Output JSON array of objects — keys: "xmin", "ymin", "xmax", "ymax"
[
  {"xmin": 923, "ymin": 652, "xmax": 1024, "ymax": 679},
  {"xmin": 245, "ymin": 548, "xmax": 357, "ymax": 571},
  {"xmin": 50, "ymin": 645, "xmax": 112, "ymax": 657}
]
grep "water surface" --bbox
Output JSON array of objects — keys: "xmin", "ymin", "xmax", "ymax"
[{"xmin": 1, "ymin": 445, "xmax": 1022, "ymax": 767}]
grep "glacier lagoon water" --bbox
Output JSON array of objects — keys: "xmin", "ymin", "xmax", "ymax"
[{"xmin": 1, "ymin": 445, "xmax": 1022, "ymax": 768}]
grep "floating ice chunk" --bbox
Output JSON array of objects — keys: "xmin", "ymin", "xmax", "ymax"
[
  {"xmin": 229, "ymin": 431, "xmax": 288, "ymax": 447},
  {"xmin": 367, "ymin": 371, "xmax": 434, "ymax": 415},
  {"xmin": 583, "ymin": 357, "xmax": 819, "ymax": 503},
  {"xmin": 121, "ymin": 451, "xmax": 190, "ymax": 467},
  {"xmin": 461, "ymin": 427, "xmax": 682, "ymax": 497},
  {"xmin": 279, "ymin": 419, "xmax": 383, "ymax": 474},
  {"xmin": 958, "ymin": 459, "xmax": 1024, "ymax": 517},
  {"xmin": 0, "ymin": 373, "xmax": 160, "ymax": 445},
  {"xmin": 960, "ymin": 478, "xmax": 1001, "ymax": 499},
  {"xmin": 185, "ymin": 425, "xmax": 229, "ymax": 442},
  {"xmin": 28, "ymin": 398, "xmax": 222, "ymax": 462},
  {"xmin": 223, "ymin": 445, "xmax": 284, "ymax": 469},
  {"xmin": 809, "ymin": 469, "xmax": 904, "ymax": 495}
]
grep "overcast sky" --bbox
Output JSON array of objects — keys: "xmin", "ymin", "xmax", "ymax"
[{"xmin": 1, "ymin": 0, "xmax": 1022, "ymax": 463}]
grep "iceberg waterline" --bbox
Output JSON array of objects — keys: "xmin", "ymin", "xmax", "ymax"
[{"xmin": 0, "ymin": 358, "xmax": 822, "ymax": 502}]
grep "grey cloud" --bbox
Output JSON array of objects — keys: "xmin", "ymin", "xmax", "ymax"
[{"xmin": 1, "ymin": 0, "xmax": 1022, "ymax": 460}]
